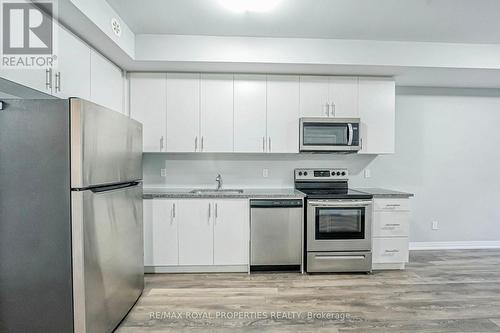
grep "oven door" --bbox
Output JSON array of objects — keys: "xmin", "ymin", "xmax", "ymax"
[
  {"xmin": 300, "ymin": 118, "xmax": 360, "ymax": 152},
  {"xmin": 307, "ymin": 200, "xmax": 372, "ymax": 252}
]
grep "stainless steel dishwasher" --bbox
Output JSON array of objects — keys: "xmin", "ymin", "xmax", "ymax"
[{"xmin": 250, "ymin": 199, "xmax": 304, "ymax": 272}]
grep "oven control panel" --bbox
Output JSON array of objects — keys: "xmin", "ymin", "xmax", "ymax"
[{"xmin": 294, "ymin": 168, "xmax": 349, "ymax": 181}]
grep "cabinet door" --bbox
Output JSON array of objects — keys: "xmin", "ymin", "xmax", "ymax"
[
  {"xmin": 266, "ymin": 75, "xmax": 300, "ymax": 153},
  {"xmin": 178, "ymin": 200, "xmax": 213, "ymax": 265},
  {"xmin": 90, "ymin": 50, "xmax": 124, "ymax": 113},
  {"xmin": 130, "ymin": 73, "xmax": 167, "ymax": 152},
  {"xmin": 213, "ymin": 200, "xmax": 249, "ymax": 265},
  {"xmin": 0, "ymin": 68, "xmax": 49, "ymax": 95},
  {"xmin": 358, "ymin": 78, "xmax": 395, "ymax": 154},
  {"xmin": 143, "ymin": 199, "xmax": 178, "ymax": 266},
  {"xmin": 166, "ymin": 73, "xmax": 200, "ymax": 152},
  {"xmin": 234, "ymin": 74, "xmax": 267, "ymax": 153},
  {"xmin": 299, "ymin": 76, "xmax": 329, "ymax": 117},
  {"xmin": 54, "ymin": 25, "xmax": 91, "ymax": 100},
  {"xmin": 329, "ymin": 77, "xmax": 358, "ymax": 118},
  {"xmin": 200, "ymin": 74, "xmax": 234, "ymax": 152}
]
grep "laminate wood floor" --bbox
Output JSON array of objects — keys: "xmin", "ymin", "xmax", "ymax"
[{"xmin": 116, "ymin": 250, "xmax": 500, "ymax": 332}]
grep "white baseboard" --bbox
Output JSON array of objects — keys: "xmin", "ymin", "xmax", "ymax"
[{"xmin": 410, "ymin": 241, "xmax": 500, "ymax": 250}]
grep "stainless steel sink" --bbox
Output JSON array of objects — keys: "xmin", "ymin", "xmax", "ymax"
[{"xmin": 189, "ymin": 189, "xmax": 244, "ymax": 195}]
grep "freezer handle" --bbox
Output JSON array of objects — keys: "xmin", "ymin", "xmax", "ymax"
[{"xmin": 88, "ymin": 181, "xmax": 141, "ymax": 193}]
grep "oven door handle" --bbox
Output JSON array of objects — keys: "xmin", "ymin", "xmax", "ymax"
[
  {"xmin": 308, "ymin": 200, "xmax": 372, "ymax": 207},
  {"xmin": 315, "ymin": 255, "xmax": 367, "ymax": 260}
]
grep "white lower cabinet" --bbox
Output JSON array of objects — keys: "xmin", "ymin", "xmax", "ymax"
[
  {"xmin": 213, "ymin": 199, "xmax": 249, "ymax": 265},
  {"xmin": 143, "ymin": 199, "xmax": 178, "ymax": 266},
  {"xmin": 372, "ymin": 198, "xmax": 411, "ymax": 270},
  {"xmin": 178, "ymin": 199, "xmax": 214, "ymax": 266},
  {"xmin": 143, "ymin": 198, "xmax": 249, "ymax": 272}
]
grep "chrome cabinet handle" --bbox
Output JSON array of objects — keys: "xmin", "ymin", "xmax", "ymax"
[
  {"xmin": 385, "ymin": 249, "xmax": 400, "ymax": 253},
  {"xmin": 268, "ymin": 137, "xmax": 271, "ymax": 152},
  {"xmin": 55, "ymin": 72, "xmax": 61, "ymax": 92},
  {"xmin": 324, "ymin": 103, "xmax": 329, "ymax": 117},
  {"xmin": 330, "ymin": 102, "xmax": 336, "ymax": 117},
  {"xmin": 45, "ymin": 68, "xmax": 52, "ymax": 90},
  {"xmin": 195, "ymin": 136, "xmax": 198, "ymax": 152},
  {"xmin": 208, "ymin": 203, "xmax": 211, "ymax": 220},
  {"xmin": 172, "ymin": 203, "xmax": 176, "ymax": 219},
  {"xmin": 201, "ymin": 136, "xmax": 204, "ymax": 151},
  {"xmin": 160, "ymin": 136, "xmax": 164, "ymax": 151},
  {"xmin": 215, "ymin": 203, "xmax": 218, "ymax": 219},
  {"xmin": 262, "ymin": 136, "xmax": 265, "ymax": 152},
  {"xmin": 385, "ymin": 223, "xmax": 400, "ymax": 227}
]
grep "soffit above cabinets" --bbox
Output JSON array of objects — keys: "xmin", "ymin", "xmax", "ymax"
[
  {"xmin": 52, "ymin": 0, "xmax": 500, "ymax": 88},
  {"xmin": 107, "ymin": 0, "xmax": 500, "ymax": 45}
]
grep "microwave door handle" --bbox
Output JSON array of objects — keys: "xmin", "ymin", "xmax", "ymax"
[{"xmin": 347, "ymin": 123, "xmax": 353, "ymax": 146}]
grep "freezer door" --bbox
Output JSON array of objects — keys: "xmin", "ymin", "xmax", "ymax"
[
  {"xmin": 71, "ymin": 182, "xmax": 144, "ymax": 333},
  {"xmin": 70, "ymin": 98, "xmax": 142, "ymax": 188}
]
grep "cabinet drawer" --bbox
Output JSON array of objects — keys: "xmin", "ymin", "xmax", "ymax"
[
  {"xmin": 374, "ymin": 198, "xmax": 410, "ymax": 212},
  {"xmin": 373, "ymin": 211, "xmax": 410, "ymax": 237},
  {"xmin": 372, "ymin": 237, "xmax": 409, "ymax": 263}
]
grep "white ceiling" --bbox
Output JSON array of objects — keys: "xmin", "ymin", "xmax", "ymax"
[{"xmin": 106, "ymin": 0, "xmax": 500, "ymax": 44}]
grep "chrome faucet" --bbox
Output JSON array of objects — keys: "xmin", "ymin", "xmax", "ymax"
[{"xmin": 215, "ymin": 174, "xmax": 223, "ymax": 191}]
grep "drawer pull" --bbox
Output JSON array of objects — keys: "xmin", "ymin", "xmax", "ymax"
[
  {"xmin": 386, "ymin": 204, "xmax": 401, "ymax": 207},
  {"xmin": 385, "ymin": 223, "xmax": 401, "ymax": 227},
  {"xmin": 384, "ymin": 249, "xmax": 400, "ymax": 253}
]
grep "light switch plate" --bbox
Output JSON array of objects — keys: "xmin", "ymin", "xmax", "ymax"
[
  {"xmin": 160, "ymin": 168, "xmax": 167, "ymax": 177},
  {"xmin": 262, "ymin": 168, "xmax": 269, "ymax": 178},
  {"xmin": 364, "ymin": 169, "xmax": 371, "ymax": 178}
]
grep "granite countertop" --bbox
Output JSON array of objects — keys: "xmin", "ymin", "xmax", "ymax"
[
  {"xmin": 355, "ymin": 188, "xmax": 414, "ymax": 198},
  {"xmin": 143, "ymin": 187, "xmax": 305, "ymax": 199}
]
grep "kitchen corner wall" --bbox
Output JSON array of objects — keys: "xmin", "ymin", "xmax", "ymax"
[{"xmin": 143, "ymin": 86, "xmax": 500, "ymax": 243}]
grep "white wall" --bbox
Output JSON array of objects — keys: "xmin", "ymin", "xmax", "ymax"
[{"xmin": 143, "ymin": 87, "xmax": 500, "ymax": 243}]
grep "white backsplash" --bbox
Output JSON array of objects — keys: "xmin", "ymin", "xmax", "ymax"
[{"xmin": 143, "ymin": 153, "xmax": 377, "ymax": 189}]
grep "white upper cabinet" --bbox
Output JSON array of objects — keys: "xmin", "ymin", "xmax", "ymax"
[
  {"xmin": 0, "ymin": 67, "xmax": 49, "ymax": 95},
  {"xmin": 53, "ymin": 25, "xmax": 91, "ymax": 100},
  {"xmin": 234, "ymin": 74, "xmax": 267, "ymax": 153},
  {"xmin": 200, "ymin": 74, "xmax": 234, "ymax": 152},
  {"xmin": 166, "ymin": 73, "xmax": 200, "ymax": 152},
  {"xmin": 90, "ymin": 50, "xmax": 124, "ymax": 113},
  {"xmin": 266, "ymin": 75, "xmax": 300, "ymax": 153},
  {"xmin": 213, "ymin": 199, "xmax": 249, "ymax": 265},
  {"xmin": 358, "ymin": 77, "xmax": 395, "ymax": 154},
  {"xmin": 129, "ymin": 73, "xmax": 167, "ymax": 152},
  {"xmin": 300, "ymin": 76, "xmax": 358, "ymax": 118},
  {"xmin": 328, "ymin": 77, "xmax": 358, "ymax": 118},
  {"xmin": 299, "ymin": 76, "xmax": 330, "ymax": 117}
]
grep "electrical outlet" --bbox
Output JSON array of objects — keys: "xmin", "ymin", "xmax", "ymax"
[
  {"xmin": 160, "ymin": 168, "xmax": 167, "ymax": 177},
  {"xmin": 262, "ymin": 168, "xmax": 269, "ymax": 178},
  {"xmin": 364, "ymin": 169, "xmax": 371, "ymax": 178},
  {"xmin": 432, "ymin": 221, "xmax": 439, "ymax": 230}
]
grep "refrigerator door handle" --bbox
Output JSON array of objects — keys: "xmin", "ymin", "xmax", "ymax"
[{"xmin": 88, "ymin": 181, "xmax": 141, "ymax": 193}]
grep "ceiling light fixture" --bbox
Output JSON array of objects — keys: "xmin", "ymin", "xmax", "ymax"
[{"xmin": 217, "ymin": 0, "xmax": 283, "ymax": 13}]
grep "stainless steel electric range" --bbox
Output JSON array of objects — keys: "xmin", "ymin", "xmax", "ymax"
[{"xmin": 295, "ymin": 168, "xmax": 373, "ymax": 273}]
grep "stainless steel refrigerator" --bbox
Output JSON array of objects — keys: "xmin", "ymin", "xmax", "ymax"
[{"xmin": 0, "ymin": 98, "xmax": 144, "ymax": 333}]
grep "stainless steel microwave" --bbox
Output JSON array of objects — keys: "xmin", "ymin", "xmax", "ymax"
[{"xmin": 299, "ymin": 117, "xmax": 361, "ymax": 152}]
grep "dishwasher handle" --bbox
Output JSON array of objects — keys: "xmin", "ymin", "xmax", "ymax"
[{"xmin": 250, "ymin": 199, "xmax": 303, "ymax": 208}]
